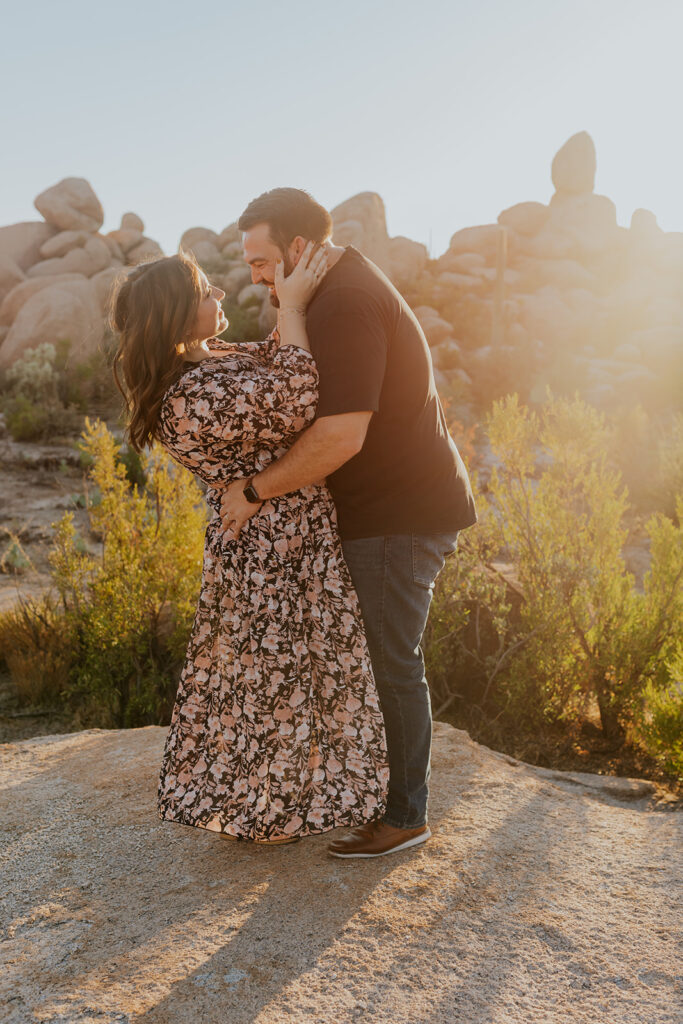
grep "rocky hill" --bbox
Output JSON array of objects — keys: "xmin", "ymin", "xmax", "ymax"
[
  {"xmin": 0, "ymin": 131, "xmax": 680, "ymax": 412},
  {"xmin": 1, "ymin": 721, "xmax": 680, "ymax": 1024}
]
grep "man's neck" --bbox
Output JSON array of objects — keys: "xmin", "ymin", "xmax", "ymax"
[{"xmin": 322, "ymin": 241, "xmax": 346, "ymax": 271}]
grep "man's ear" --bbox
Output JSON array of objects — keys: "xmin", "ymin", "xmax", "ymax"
[{"xmin": 289, "ymin": 236, "xmax": 308, "ymax": 265}]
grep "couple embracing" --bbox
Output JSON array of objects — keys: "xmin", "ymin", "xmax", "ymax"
[{"xmin": 112, "ymin": 188, "xmax": 477, "ymax": 858}]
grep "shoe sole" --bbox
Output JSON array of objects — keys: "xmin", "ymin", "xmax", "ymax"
[{"xmin": 328, "ymin": 827, "xmax": 431, "ymax": 858}]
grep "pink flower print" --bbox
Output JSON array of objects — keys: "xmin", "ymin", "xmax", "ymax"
[{"xmin": 283, "ymin": 815, "xmax": 304, "ymax": 834}]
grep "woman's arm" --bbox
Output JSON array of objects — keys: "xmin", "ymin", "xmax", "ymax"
[{"xmin": 272, "ymin": 243, "xmax": 328, "ymax": 353}]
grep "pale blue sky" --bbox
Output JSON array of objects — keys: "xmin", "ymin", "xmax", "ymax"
[{"xmin": 1, "ymin": 0, "xmax": 681, "ymax": 257}]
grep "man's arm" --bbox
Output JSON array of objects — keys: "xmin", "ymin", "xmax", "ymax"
[
  {"xmin": 257, "ymin": 411, "xmax": 371, "ymax": 496},
  {"xmin": 219, "ymin": 411, "xmax": 372, "ymax": 538}
]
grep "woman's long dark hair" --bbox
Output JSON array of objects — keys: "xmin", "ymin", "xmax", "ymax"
[{"xmin": 111, "ymin": 252, "xmax": 203, "ymax": 452}]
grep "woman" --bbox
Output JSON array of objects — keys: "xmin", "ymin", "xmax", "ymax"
[{"xmin": 112, "ymin": 247, "xmax": 389, "ymax": 845}]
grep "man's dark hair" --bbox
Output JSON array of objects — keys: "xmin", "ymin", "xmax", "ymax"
[{"xmin": 238, "ymin": 188, "xmax": 333, "ymax": 252}]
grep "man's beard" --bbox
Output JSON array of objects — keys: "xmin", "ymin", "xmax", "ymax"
[{"xmin": 269, "ymin": 251, "xmax": 295, "ymax": 307}]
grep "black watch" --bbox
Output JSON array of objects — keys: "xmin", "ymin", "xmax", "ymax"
[{"xmin": 243, "ymin": 478, "xmax": 263, "ymax": 504}]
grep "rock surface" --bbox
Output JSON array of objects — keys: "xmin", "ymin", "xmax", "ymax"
[
  {"xmin": 34, "ymin": 177, "xmax": 104, "ymax": 233},
  {"xmin": 551, "ymin": 131, "xmax": 597, "ymax": 194},
  {"xmin": 1, "ymin": 722, "xmax": 680, "ymax": 1024},
  {"xmin": 0, "ymin": 278, "xmax": 104, "ymax": 368}
]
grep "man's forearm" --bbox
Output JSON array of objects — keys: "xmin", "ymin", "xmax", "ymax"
[{"xmin": 253, "ymin": 419, "xmax": 363, "ymax": 500}]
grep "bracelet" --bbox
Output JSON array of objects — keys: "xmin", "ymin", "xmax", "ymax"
[{"xmin": 278, "ymin": 306, "xmax": 307, "ymax": 316}]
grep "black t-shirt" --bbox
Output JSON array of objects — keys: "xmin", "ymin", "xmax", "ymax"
[{"xmin": 305, "ymin": 246, "xmax": 477, "ymax": 540}]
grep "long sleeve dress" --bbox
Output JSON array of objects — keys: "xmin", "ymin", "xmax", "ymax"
[{"xmin": 155, "ymin": 334, "xmax": 389, "ymax": 841}]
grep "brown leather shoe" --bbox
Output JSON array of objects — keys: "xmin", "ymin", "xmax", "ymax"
[{"xmin": 327, "ymin": 820, "xmax": 431, "ymax": 858}]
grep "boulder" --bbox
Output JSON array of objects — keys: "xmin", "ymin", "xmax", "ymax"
[
  {"xmin": 518, "ymin": 257, "xmax": 595, "ymax": 291},
  {"xmin": 34, "ymin": 177, "xmax": 104, "ymax": 233},
  {"xmin": 331, "ymin": 193, "xmax": 390, "ymax": 267},
  {"xmin": 613, "ymin": 342, "xmax": 642, "ymax": 362},
  {"xmin": 237, "ymin": 283, "xmax": 267, "ymax": 307},
  {"xmin": 258, "ymin": 300, "xmax": 278, "ymax": 336},
  {"xmin": 436, "ymin": 270, "xmax": 485, "ymax": 291},
  {"xmin": 547, "ymin": 192, "xmax": 619, "ymax": 254},
  {"xmin": 477, "ymin": 268, "xmax": 523, "ymax": 288},
  {"xmin": 630, "ymin": 208, "xmax": 660, "ymax": 238},
  {"xmin": 0, "ymin": 278, "xmax": 104, "ymax": 369},
  {"xmin": 39, "ymin": 230, "xmax": 90, "ymax": 259},
  {"xmin": 448, "ymin": 224, "xmax": 508, "ymax": 260},
  {"xmin": 0, "ymin": 256, "xmax": 26, "ymax": 304},
  {"xmin": 91, "ymin": 266, "xmax": 122, "ymax": 314},
  {"xmin": 517, "ymin": 228, "xmax": 576, "ymax": 261},
  {"xmin": 189, "ymin": 240, "xmax": 221, "ymax": 265},
  {"xmin": 0, "ymin": 273, "xmax": 84, "ymax": 326},
  {"xmin": 413, "ymin": 306, "xmax": 455, "ymax": 346},
  {"xmin": 27, "ymin": 236, "xmax": 111, "ymax": 279},
  {"xmin": 0, "ymin": 221, "xmax": 57, "ymax": 271},
  {"xmin": 126, "ymin": 238, "xmax": 164, "ymax": 264},
  {"xmin": 551, "ymin": 131, "xmax": 596, "ymax": 195},
  {"xmin": 102, "ymin": 234, "xmax": 125, "ymax": 262},
  {"xmin": 106, "ymin": 228, "xmax": 143, "ymax": 254},
  {"xmin": 431, "ymin": 338, "xmax": 462, "ymax": 370},
  {"xmin": 221, "ymin": 241, "xmax": 243, "ymax": 260},
  {"xmin": 436, "ymin": 251, "xmax": 487, "ymax": 275},
  {"xmin": 386, "ymin": 236, "xmax": 428, "ymax": 283},
  {"xmin": 221, "ymin": 265, "xmax": 252, "ymax": 296},
  {"xmin": 121, "ymin": 212, "xmax": 144, "ymax": 232},
  {"xmin": 498, "ymin": 201, "xmax": 549, "ymax": 236},
  {"xmin": 180, "ymin": 227, "xmax": 219, "ymax": 251},
  {"xmin": 217, "ymin": 223, "xmax": 240, "ymax": 249}
]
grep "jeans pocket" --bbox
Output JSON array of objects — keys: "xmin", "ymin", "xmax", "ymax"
[{"xmin": 411, "ymin": 532, "xmax": 459, "ymax": 590}]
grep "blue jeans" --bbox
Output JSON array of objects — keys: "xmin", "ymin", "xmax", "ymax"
[{"xmin": 341, "ymin": 532, "xmax": 460, "ymax": 829}]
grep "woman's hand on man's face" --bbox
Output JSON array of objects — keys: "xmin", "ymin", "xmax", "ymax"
[{"xmin": 275, "ymin": 241, "xmax": 328, "ymax": 310}]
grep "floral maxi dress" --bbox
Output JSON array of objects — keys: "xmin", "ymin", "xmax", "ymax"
[{"xmin": 156, "ymin": 335, "xmax": 389, "ymax": 841}]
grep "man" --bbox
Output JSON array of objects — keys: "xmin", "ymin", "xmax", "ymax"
[{"xmin": 220, "ymin": 187, "xmax": 477, "ymax": 858}]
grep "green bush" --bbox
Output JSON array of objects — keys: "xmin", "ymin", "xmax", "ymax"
[
  {"xmin": 0, "ymin": 339, "xmax": 123, "ymax": 442},
  {"xmin": 425, "ymin": 392, "xmax": 682, "ymax": 772},
  {"xmin": 1, "ymin": 343, "xmax": 83, "ymax": 441},
  {"xmin": 635, "ymin": 657, "xmax": 683, "ymax": 779},
  {"xmin": 0, "ymin": 418, "xmax": 207, "ymax": 727},
  {"xmin": 485, "ymin": 393, "xmax": 682, "ymax": 741}
]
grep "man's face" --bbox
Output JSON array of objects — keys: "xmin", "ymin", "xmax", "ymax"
[{"xmin": 242, "ymin": 223, "xmax": 296, "ymax": 308}]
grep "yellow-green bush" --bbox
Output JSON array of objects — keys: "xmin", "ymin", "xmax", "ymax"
[
  {"xmin": 425, "ymin": 392, "xmax": 682, "ymax": 773},
  {"xmin": 0, "ymin": 419, "xmax": 206, "ymax": 726}
]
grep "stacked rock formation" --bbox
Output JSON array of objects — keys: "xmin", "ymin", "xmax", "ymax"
[
  {"xmin": 0, "ymin": 178, "xmax": 162, "ymax": 369},
  {"xmin": 1, "ymin": 135, "xmax": 681, "ymax": 412},
  {"xmin": 421, "ymin": 132, "xmax": 683, "ymax": 405}
]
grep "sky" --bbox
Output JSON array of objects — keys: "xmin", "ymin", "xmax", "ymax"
[{"xmin": 1, "ymin": 0, "xmax": 682, "ymax": 258}]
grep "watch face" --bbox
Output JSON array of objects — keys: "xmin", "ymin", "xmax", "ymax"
[{"xmin": 243, "ymin": 483, "xmax": 261, "ymax": 503}]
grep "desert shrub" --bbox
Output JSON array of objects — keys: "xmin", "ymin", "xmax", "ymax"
[
  {"xmin": 485, "ymin": 393, "xmax": 682, "ymax": 740},
  {"xmin": 609, "ymin": 405, "xmax": 683, "ymax": 517},
  {"xmin": 0, "ymin": 595, "xmax": 72, "ymax": 706},
  {"xmin": 426, "ymin": 393, "xmax": 682, "ymax": 772},
  {"xmin": 221, "ymin": 298, "xmax": 263, "ymax": 344},
  {"xmin": 0, "ymin": 530, "xmax": 34, "ymax": 574},
  {"xmin": 634, "ymin": 654, "xmax": 683, "ymax": 779},
  {"xmin": 424, "ymin": 487, "xmax": 519, "ymax": 727},
  {"xmin": 0, "ymin": 339, "xmax": 123, "ymax": 443},
  {"xmin": 1, "ymin": 343, "xmax": 83, "ymax": 441},
  {"xmin": 0, "ymin": 418, "xmax": 207, "ymax": 726}
]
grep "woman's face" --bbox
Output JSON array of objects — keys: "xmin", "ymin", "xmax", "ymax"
[{"xmin": 188, "ymin": 272, "xmax": 227, "ymax": 344}]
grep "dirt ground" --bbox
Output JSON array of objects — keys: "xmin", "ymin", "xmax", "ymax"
[{"xmin": 1, "ymin": 722, "xmax": 681, "ymax": 1024}]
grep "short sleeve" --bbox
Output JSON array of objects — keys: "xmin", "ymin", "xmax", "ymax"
[
  {"xmin": 160, "ymin": 345, "xmax": 318, "ymax": 448},
  {"xmin": 306, "ymin": 288, "xmax": 387, "ymax": 418},
  {"xmin": 209, "ymin": 329, "xmax": 280, "ymax": 364}
]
